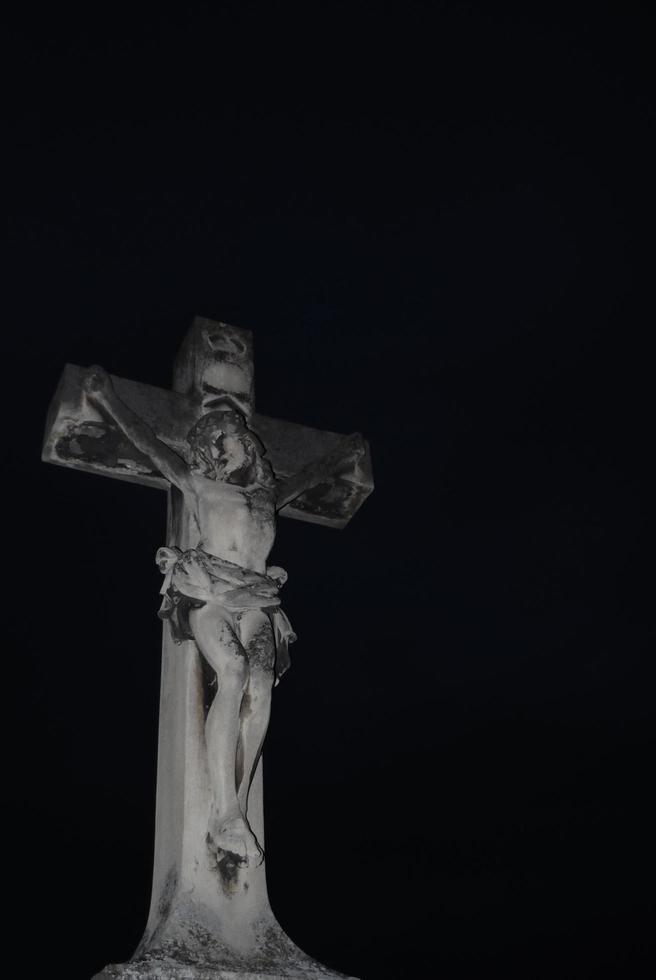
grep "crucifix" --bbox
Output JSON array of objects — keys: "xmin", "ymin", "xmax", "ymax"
[{"xmin": 42, "ymin": 317, "xmax": 373, "ymax": 980}]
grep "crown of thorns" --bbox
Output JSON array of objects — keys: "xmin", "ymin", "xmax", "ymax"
[{"xmin": 187, "ymin": 405, "xmax": 246, "ymax": 441}]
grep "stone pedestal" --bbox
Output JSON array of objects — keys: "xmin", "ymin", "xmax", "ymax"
[{"xmin": 95, "ymin": 962, "xmax": 354, "ymax": 980}]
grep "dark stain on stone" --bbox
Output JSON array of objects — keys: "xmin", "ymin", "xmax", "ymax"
[
  {"xmin": 245, "ymin": 620, "xmax": 275, "ymax": 672},
  {"xmin": 217, "ymin": 851, "xmax": 241, "ymax": 893},
  {"xmin": 158, "ymin": 866, "xmax": 178, "ymax": 918},
  {"xmin": 204, "ymin": 329, "xmax": 247, "ymax": 359},
  {"xmin": 206, "ymin": 833, "xmax": 243, "ymax": 896},
  {"xmin": 291, "ymin": 478, "xmax": 361, "ymax": 519},
  {"xmin": 55, "ymin": 421, "xmax": 157, "ymax": 475},
  {"xmin": 199, "ymin": 649, "xmax": 218, "ymax": 719},
  {"xmin": 134, "ymin": 864, "xmax": 178, "ymax": 958}
]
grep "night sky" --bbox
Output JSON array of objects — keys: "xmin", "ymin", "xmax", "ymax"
[{"xmin": 8, "ymin": 3, "xmax": 655, "ymax": 978}]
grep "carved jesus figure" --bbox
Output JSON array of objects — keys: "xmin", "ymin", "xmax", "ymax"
[{"xmin": 84, "ymin": 366, "xmax": 362, "ymax": 869}]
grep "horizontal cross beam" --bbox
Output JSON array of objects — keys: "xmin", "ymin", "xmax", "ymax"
[{"xmin": 42, "ymin": 364, "xmax": 373, "ymax": 529}]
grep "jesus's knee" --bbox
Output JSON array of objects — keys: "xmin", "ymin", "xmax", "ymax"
[{"xmin": 246, "ymin": 666, "xmax": 274, "ymax": 708}]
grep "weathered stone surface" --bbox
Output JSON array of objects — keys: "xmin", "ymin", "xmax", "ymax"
[
  {"xmin": 173, "ymin": 317, "xmax": 256, "ymax": 419},
  {"xmin": 42, "ymin": 318, "xmax": 368, "ymax": 980},
  {"xmin": 94, "ymin": 970, "xmax": 353, "ymax": 979},
  {"xmin": 95, "ymin": 957, "xmax": 354, "ymax": 980},
  {"xmin": 92, "ymin": 897, "xmax": 356, "ymax": 978},
  {"xmin": 95, "ymin": 972, "xmax": 351, "ymax": 979},
  {"xmin": 42, "ymin": 362, "xmax": 197, "ymax": 489}
]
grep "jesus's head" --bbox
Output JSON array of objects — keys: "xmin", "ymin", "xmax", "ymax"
[{"xmin": 186, "ymin": 404, "xmax": 274, "ymax": 488}]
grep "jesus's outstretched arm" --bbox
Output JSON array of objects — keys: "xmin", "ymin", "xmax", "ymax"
[{"xmin": 83, "ymin": 365, "xmax": 192, "ymax": 493}]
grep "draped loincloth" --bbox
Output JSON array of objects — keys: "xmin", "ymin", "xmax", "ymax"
[{"xmin": 156, "ymin": 546, "xmax": 296, "ymax": 680}]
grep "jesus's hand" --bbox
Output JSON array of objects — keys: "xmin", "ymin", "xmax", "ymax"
[{"xmin": 83, "ymin": 365, "xmax": 114, "ymax": 405}]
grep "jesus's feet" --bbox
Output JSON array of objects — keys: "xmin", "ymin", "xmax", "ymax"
[{"xmin": 208, "ymin": 811, "xmax": 264, "ymax": 867}]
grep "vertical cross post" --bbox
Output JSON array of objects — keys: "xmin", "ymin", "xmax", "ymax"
[{"xmin": 133, "ymin": 320, "xmax": 288, "ymax": 973}]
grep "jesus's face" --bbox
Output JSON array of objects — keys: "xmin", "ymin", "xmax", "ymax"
[
  {"xmin": 211, "ymin": 432, "xmax": 248, "ymax": 477},
  {"xmin": 188, "ymin": 408, "xmax": 256, "ymax": 482},
  {"xmin": 211, "ymin": 407, "xmax": 243, "ymax": 436}
]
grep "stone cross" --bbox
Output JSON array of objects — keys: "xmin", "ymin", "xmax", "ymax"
[{"xmin": 42, "ymin": 317, "xmax": 372, "ymax": 980}]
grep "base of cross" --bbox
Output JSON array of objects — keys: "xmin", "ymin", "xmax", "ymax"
[
  {"xmin": 91, "ymin": 917, "xmax": 357, "ymax": 980},
  {"xmin": 94, "ymin": 970, "xmax": 354, "ymax": 979},
  {"xmin": 94, "ymin": 964, "xmax": 356, "ymax": 980},
  {"xmin": 93, "ymin": 962, "xmax": 356, "ymax": 980},
  {"xmin": 93, "ymin": 961, "xmax": 355, "ymax": 980},
  {"xmin": 91, "ymin": 897, "xmax": 358, "ymax": 980}
]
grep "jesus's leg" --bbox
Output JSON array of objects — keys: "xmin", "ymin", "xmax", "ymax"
[
  {"xmin": 188, "ymin": 604, "xmax": 262, "ymax": 866},
  {"xmin": 236, "ymin": 610, "xmax": 276, "ymax": 819}
]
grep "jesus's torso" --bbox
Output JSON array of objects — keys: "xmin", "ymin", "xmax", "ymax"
[{"xmin": 185, "ymin": 472, "xmax": 276, "ymax": 574}]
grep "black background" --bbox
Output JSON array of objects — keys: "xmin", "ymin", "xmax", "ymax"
[{"xmin": 7, "ymin": 2, "xmax": 655, "ymax": 978}]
